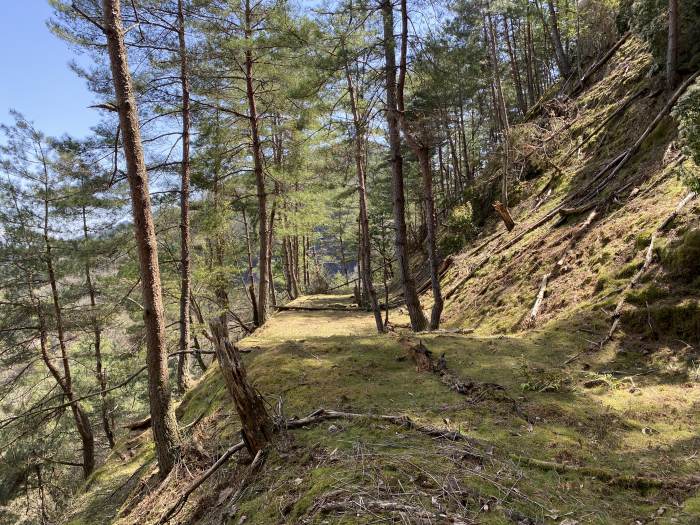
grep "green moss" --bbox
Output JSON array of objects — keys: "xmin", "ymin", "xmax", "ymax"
[
  {"xmin": 616, "ymin": 260, "xmax": 643, "ymax": 278},
  {"xmin": 662, "ymin": 229, "xmax": 700, "ymax": 279},
  {"xmin": 621, "ymin": 301, "xmax": 700, "ymax": 342},
  {"xmin": 626, "ymin": 283, "xmax": 669, "ymax": 305}
]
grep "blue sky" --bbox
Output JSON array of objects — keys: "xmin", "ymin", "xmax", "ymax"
[{"xmin": 0, "ymin": 1, "xmax": 96, "ymax": 138}]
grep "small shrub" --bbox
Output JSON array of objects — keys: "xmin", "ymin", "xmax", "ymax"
[{"xmin": 439, "ymin": 203, "xmax": 476, "ymax": 254}]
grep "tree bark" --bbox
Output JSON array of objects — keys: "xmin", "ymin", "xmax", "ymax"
[
  {"xmin": 545, "ymin": 0, "xmax": 571, "ymax": 77},
  {"xmin": 209, "ymin": 321, "xmax": 273, "ymax": 454},
  {"xmin": 176, "ymin": 0, "xmax": 193, "ymax": 393},
  {"xmin": 666, "ymin": 0, "xmax": 679, "ymax": 90},
  {"xmin": 344, "ymin": 59, "xmax": 384, "ymax": 332},
  {"xmin": 82, "ymin": 205, "xmax": 115, "ymax": 448},
  {"xmin": 102, "ymin": 0, "xmax": 180, "ymax": 477},
  {"xmin": 242, "ymin": 207, "xmax": 260, "ymax": 326},
  {"xmin": 381, "ymin": 0, "xmax": 428, "ymax": 331},
  {"xmin": 243, "ymin": 0, "xmax": 268, "ymax": 325},
  {"xmin": 396, "ymin": 0, "xmax": 443, "ymax": 329}
]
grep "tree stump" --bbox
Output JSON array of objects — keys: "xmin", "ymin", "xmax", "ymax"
[
  {"xmin": 209, "ymin": 321, "xmax": 273, "ymax": 454},
  {"xmin": 493, "ymin": 201, "xmax": 515, "ymax": 231}
]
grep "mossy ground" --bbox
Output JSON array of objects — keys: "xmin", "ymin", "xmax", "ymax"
[{"xmin": 60, "ymin": 295, "xmax": 700, "ymax": 525}]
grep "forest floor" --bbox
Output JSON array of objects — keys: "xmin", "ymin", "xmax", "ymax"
[
  {"xmin": 61, "ymin": 35, "xmax": 700, "ymax": 525},
  {"xmin": 62, "ymin": 294, "xmax": 700, "ymax": 525}
]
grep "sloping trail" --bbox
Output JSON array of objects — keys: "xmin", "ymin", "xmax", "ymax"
[{"xmin": 62, "ymin": 295, "xmax": 700, "ymax": 525}]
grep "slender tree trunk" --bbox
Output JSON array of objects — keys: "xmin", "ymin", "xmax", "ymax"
[
  {"xmin": 397, "ymin": 0, "xmax": 443, "ymax": 329},
  {"xmin": 381, "ymin": 0, "xmax": 427, "ymax": 331},
  {"xmin": 102, "ymin": 0, "xmax": 180, "ymax": 477},
  {"xmin": 242, "ymin": 208, "xmax": 260, "ymax": 326},
  {"xmin": 503, "ymin": 16, "xmax": 527, "ymax": 114},
  {"xmin": 36, "ymin": 149, "xmax": 96, "ymax": 476},
  {"xmin": 177, "ymin": 0, "xmax": 193, "ymax": 393},
  {"xmin": 666, "ymin": 0, "xmax": 679, "ymax": 90},
  {"xmin": 82, "ymin": 205, "xmax": 115, "ymax": 448},
  {"xmin": 27, "ymin": 274, "xmax": 95, "ymax": 479},
  {"xmin": 545, "ymin": 0, "xmax": 571, "ymax": 77},
  {"xmin": 267, "ymin": 199, "xmax": 277, "ymax": 307},
  {"xmin": 243, "ymin": 0, "xmax": 268, "ymax": 325},
  {"xmin": 344, "ymin": 61, "xmax": 383, "ymax": 332}
]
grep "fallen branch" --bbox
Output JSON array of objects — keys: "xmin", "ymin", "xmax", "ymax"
[
  {"xmin": 523, "ymin": 210, "xmax": 598, "ymax": 328},
  {"xmin": 444, "ymin": 256, "xmax": 491, "ymax": 301},
  {"xmin": 586, "ymin": 70, "xmax": 700, "ymax": 199},
  {"xmin": 316, "ymin": 498, "xmax": 472, "ymax": 522},
  {"xmin": 285, "ymin": 408, "xmax": 481, "ymax": 444},
  {"xmin": 524, "ymin": 273, "xmax": 550, "ymax": 328},
  {"xmin": 398, "ymin": 337, "xmax": 531, "ymax": 423},
  {"xmin": 570, "ymin": 32, "xmax": 630, "ymax": 95},
  {"xmin": 221, "ymin": 448, "xmax": 268, "ymax": 520},
  {"xmin": 157, "ymin": 441, "xmax": 246, "ymax": 524}
]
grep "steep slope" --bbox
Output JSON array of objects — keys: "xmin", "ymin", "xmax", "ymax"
[
  {"xmin": 59, "ymin": 36, "xmax": 700, "ymax": 525},
  {"xmin": 435, "ymin": 35, "xmax": 699, "ymax": 343}
]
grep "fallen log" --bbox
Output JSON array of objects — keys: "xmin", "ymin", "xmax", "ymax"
[
  {"xmin": 398, "ymin": 337, "xmax": 530, "ymax": 422},
  {"xmin": 586, "ymin": 70, "xmax": 700, "ymax": 199},
  {"xmin": 523, "ymin": 210, "xmax": 598, "ymax": 329},
  {"xmin": 285, "ymin": 408, "xmax": 481, "ymax": 443},
  {"xmin": 570, "ymin": 32, "xmax": 631, "ymax": 95},
  {"xmin": 273, "ymin": 305, "xmax": 358, "ymax": 312},
  {"xmin": 417, "ymin": 255, "xmax": 454, "ymax": 295},
  {"xmin": 524, "ymin": 273, "xmax": 550, "ymax": 328}
]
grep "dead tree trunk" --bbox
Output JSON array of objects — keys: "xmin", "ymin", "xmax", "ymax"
[
  {"xmin": 176, "ymin": 0, "xmax": 193, "ymax": 393},
  {"xmin": 493, "ymin": 201, "xmax": 516, "ymax": 231},
  {"xmin": 381, "ymin": 0, "xmax": 428, "ymax": 331},
  {"xmin": 209, "ymin": 321, "xmax": 273, "ymax": 454},
  {"xmin": 102, "ymin": 0, "xmax": 180, "ymax": 477}
]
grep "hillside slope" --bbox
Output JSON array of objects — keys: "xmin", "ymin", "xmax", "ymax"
[{"xmin": 59, "ymin": 36, "xmax": 700, "ymax": 525}]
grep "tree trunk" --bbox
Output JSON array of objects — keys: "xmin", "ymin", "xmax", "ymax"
[
  {"xmin": 102, "ymin": 0, "xmax": 180, "ymax": 477},
  {"xmin": 381, "ymin": 0, "xmax": 428, "ymax": 332},
  {"xmin": 243, "ymin": 0, "xmax": 268, "ymax": 325},
  {"xmin": 242, "ymin": 208, "xmax": 260, "ymax": 327},
  {"xmin": 503, "ymin": 16, "xmax": 528, "ymax": 115},
  {"xmin": 177, "ymin": 0, "xmax": 193, "ymax": 393},
  {"xmin": 666, "ymin": 0, "xmax": 679, "ymax": 90},
  {"xmin": 545, "ymin": 0, "xmax": 571, "ymax": 77},
  {"xmin": 396, "ymin": 0, "xmax": 443, "ymax": 329},
  {"xmin": 82, "ymin": 205, "xmax": 115, "ymax": 448},
  {"xmin": 344, "ymin": 60, "xmax": 384, "ymax": 332},
  {"xmin": 209, "ymin": 321, "xmax": 273, "ymax": 454},
  {"xmin": 36, "ymin": 147, "xmax": 96, "ymax": 476},
  {"xmin": 27, "ymin": 274, "xmax": 95, "ymax": 479}
]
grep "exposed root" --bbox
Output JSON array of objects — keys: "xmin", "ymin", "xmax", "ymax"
[
  {"xmin": 512, "ymin": 455, "xmax": 700, "ymax": 490},
  {"xmin": 285, "ymin": 408, "xmax": 482, "ymax": 444}
]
